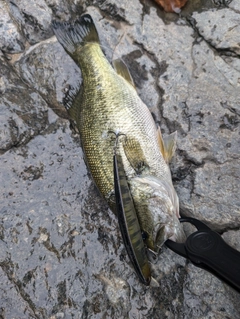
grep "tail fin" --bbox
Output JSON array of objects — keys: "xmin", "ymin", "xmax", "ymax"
[{"xmin": 52, "ymin": 14, "xmax": 99, "ymax": 61}]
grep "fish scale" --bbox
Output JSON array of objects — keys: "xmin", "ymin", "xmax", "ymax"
[
  {"xmin": 52, "ymin": 14, "xmax": 185, "ymax": 254},
  {"xmin": 77, "ymin": 44, "xmax": 167, "ymax": 199}
]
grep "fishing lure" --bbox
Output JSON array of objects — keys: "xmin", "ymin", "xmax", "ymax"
[{"xmin": 113, "ymin": 151, "xmax": 151, "ymax": 285}]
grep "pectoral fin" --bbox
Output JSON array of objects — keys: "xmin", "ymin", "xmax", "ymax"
[
  {"xmin": 157, "ymin": 127, "xmax": 177, "ymax": 164},
  {"xmin": 113, "ymin": 59, "xmax": 135, "ymax": 89},
  {"xmin": 122, "ymin": 136, "xmax": 149, "ymax": 174}
]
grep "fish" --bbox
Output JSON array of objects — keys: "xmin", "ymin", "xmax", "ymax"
[
  {"xmin": 52, "ymin": 14, "xmax": 185, "ymax": 255},
  {"xmin": 153, "ymin": 0, "xmax": 188, "ymax": 13}
]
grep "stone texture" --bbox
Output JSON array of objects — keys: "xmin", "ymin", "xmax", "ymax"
[
  {"xmin": 0, "ymin": 1, "xmax": 25, "ymax": 53},
  {"xmin": 229, "ymin": 0, "xmax": 240, "ymax": 11},
  {"xmin": 193, "ymin": 8, "xmax": 240, "ymax": 55},
  {"xmin": 0, "ymin": 56, "xmax": 49, "ymax": 152},
  {"xmin": 7, "ymin": 0, "xmax": 53, "ymax": 44},
  {"xmin": 0, "ymin": 0, "xmax": 240, "ymax": 318},
  {"xmin": 183, "ymin": 263, "xmax": 240, "ymax": 319},
  {"xmin": 14, "ymin": 37, "xmax": 81, "ymax": 119}
]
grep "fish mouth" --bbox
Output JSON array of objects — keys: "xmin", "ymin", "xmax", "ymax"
[
  {"xmin": 154, "ymin": 224, "xmax": 169, "ymax": 252},
  {"xmin": 153, "ymin": 214, "xmax": 186, "ymax": 251}
]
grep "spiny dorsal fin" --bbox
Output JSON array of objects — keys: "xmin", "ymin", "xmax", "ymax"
[
  {"xmin": 52, "ymin": 14, "xmax": 99, "ymax": 62},
  {"xmin": 113, "ymin": 59, "xmax": 135, "ymax": 88},
  {"xmin": 157, "ymin": 127, "xmax": 177, "ymax": 164}
]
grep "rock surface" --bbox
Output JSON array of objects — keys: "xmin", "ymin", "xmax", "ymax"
[{"xmin": 0, "ymin": 0, "xmax": 239, "ymax": 318}]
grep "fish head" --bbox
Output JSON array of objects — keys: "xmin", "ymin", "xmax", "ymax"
[{"xmin": 129, "ymin": 175, "xmax": 185, "ymax": 253}]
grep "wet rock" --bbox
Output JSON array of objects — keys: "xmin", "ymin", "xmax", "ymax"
[
  {"xmin": 171, "ymin": 37, "xmax": 240, "ymax": 229},
  {"xmin": 0, "ymin": 1, "xmax": 25, "ymax": 53},
  {"xmin": 229, "ymin": 0, "xmax": 240, "ymax": 11},
  {"xmin": 14, "ymin": 36, "xmax": 81, "ymax": 118},
  {"xmin": 0, "ymin": 57, "xmax": 49, "ymax": 153},
  {"xmin": 92, "ymin": 0, "xmax": 143, "ymax": 24},
  {"xmin": 8, "ymin": 0, "xmax": 53, "ymax": 44},
  {"xmin": 222, "ymin": 229, "xmax": 240, "ymax": 250},
  {"xmin": 97, "ymin": 275, "xmax": 131, "ymax": 313},
  {"xmin": 131, "ymin": 9, "xmax": 239, "ymax": 232},
  {"xmin": 191, "ymin": 161, "xmax": 240, "ymax": 229},
  {"xmin": 45, "ymin": 0, "xmax": 76, "ymax": 21},
  {"xmin": 193, "ymin": 8, "xmax": 240, "ymax": 55},
  {"xmin": 183, "ymin": 263, "xmax": 240, "ymax": 319},
  {"xmin": 1, "ymin": 126, "xmax": 179, "ymax": 318},
  {"xmin": 0, "ymin": 0, "xmax": 240, "ymax": 318}
]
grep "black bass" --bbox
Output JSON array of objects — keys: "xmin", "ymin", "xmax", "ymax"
[{"xmin": 52, "ymin": 14, "xmax": 185, "ymax": 253}]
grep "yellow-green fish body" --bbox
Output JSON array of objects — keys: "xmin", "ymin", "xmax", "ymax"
[{"xmin": 53, "ymin": 14, "xmax": 185, "ymax": 253}]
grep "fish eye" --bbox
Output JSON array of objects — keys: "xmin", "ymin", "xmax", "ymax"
[{"xmin": 141, "ymin": 231, "xmax": 148, "ymax": 241}]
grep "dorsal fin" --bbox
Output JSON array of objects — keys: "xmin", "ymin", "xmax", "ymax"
[
  {"xmin": 157, "ymin": 127, "xmax": 177, "ymax": 164},
  {"xmin": 113, "ymin": 59, "xmax": 135, "ymax": 88}
]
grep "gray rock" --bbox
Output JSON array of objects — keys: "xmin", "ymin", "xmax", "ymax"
[
  {"xmin": 14, "ymin": 36, "xmax": 81, "ymax": 119},
  {"xmin": 7, "ymin": 0, "xmax": 53, "ymax": 44},
  {"xmin": 222, "ymin": 229, "xmax": 240, "ymax": 250},
  {"xmin": 183, "ymin": 263, "xmax": 240, "ymax": 319},
  {"xmin": 0, "ymin": 1, "xmax": 25, "ymax": 53},
  {"xmin": 0, "ymin": 57, "xmax": 49, "ymax": 152},
  {"xmin": 229, "ymin": 0, "xmax": 240, "ymax": 11},
  {"xmin": 190, "ymin": 161, "xmax": 240, "ymax": 229},
  {"xmin": 93, "ymin": 0, "xmax": 143, "ymax": 25},
  {"xmin": 0, "ymin": 0, "xmax": 240, "ymax": 318},
  {"xmin": 193, "ymin": 8, "xmax": 240, "ymax": 55}
]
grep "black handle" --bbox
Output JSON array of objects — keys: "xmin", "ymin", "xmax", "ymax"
[
  {"xmin": 165, "ymin": 218, "xmax": 240, "ymax": 293},
  {"xmin": 186, "ymin": 229, "xmax": 240, "ymax": 292}
]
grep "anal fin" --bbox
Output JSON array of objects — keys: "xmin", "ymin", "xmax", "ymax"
[{"xmin": 157, "ymin": 126, "xmax": 177, "ymax": 164}]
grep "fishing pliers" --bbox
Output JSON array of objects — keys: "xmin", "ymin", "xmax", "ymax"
[
  {"xmin": 113, "ymin": 153, "xmax": 240, "ymax": 292},
  {"xmin": 165, "ymin": 217, "xmax": 240, "ymax": 293}
]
